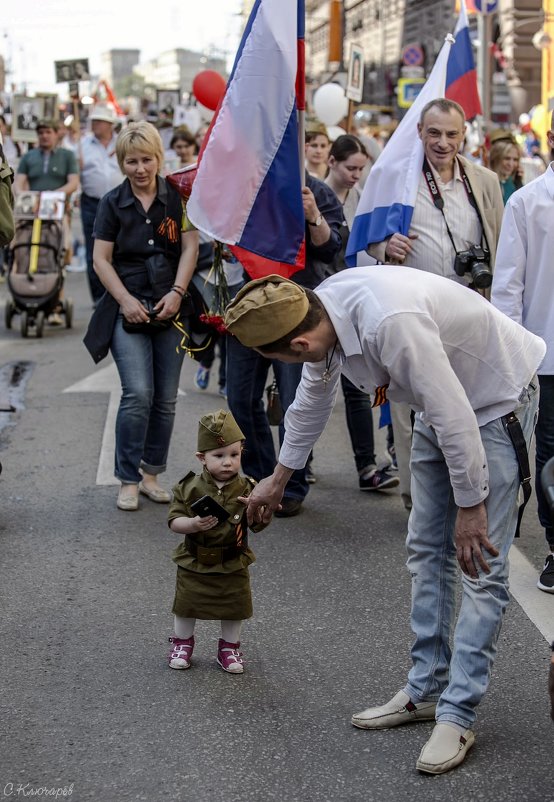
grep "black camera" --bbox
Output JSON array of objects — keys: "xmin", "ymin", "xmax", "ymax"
[{"xmin": 453, "ymin": 244, "xmax": 492, "ymax": 289}]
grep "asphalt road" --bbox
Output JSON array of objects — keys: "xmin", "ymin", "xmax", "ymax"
[{"xmin": 0, "ymin": 270, "xmax": 552, "ymax": 802}]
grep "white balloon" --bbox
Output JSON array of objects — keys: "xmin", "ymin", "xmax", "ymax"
[
  {"xmin": 518, "ymin": 112, "xmax": 530, "ymax": 125},
  {"xmin": 326, "ymin": 125, "xmax": 347, "ymax": 142},
  {"xmin": 313, "ymin": 83, "xmax": 349, "ymax": 126}
]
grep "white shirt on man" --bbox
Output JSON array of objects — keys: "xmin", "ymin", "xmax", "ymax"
[
  {"xmin": 400, "ymin": 160, "xmax": 482, "ymax": 284},
  {"xmin": 279, "ymin": 266, "xmax": 545, "ymax": 508},
  {"xmin": 80, "ymin": 132, "xmax": 122, "ymax": 199},
  {"xmin": 491, "ymin": 164, "xmax": 554, "ymax": 375}
]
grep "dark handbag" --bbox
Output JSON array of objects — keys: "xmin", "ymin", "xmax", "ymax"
[{"xmin": 121, "ymin": 298, "xmax": 174, "ymax": 334}]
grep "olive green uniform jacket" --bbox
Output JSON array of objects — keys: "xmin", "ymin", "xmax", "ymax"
[{"xmin": 169, "ymin": 469, "xmax": 267, "ymax": 620}]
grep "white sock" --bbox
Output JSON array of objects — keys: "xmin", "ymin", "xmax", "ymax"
[
  {"xmin": 220, "ymin": 620, "xmax": 242, "ymax": 644},
  {"xmin": 174, "ymin": 616, "xmax": 195, "ymax": 640}
]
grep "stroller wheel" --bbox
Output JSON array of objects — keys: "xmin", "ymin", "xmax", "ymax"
[
  {"xmin": 20, "ymin": 311, "xmax": 29, "ymax": 338},
  {"xmin": 35, "ymin": 310, "xmax": 45, "ymax": 338},
  {"xmin": 64, "ymin": 298, "xmax": 74, "ymax": 329},
  {"xmin": 4, "ymin": 299, "xmax": 15, "ymax": 330}
]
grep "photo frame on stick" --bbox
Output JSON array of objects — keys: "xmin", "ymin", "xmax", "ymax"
[
  {"xmin": 12, "ymin": 95, "xmax": 46, "ymax": 144},
  {"xmin": 346, "ymin": 44, "xmax": 364, "ymax": 103},
  {"xmin": 156, "ymin": 90, "xmax": 180, "ymax": 117}
]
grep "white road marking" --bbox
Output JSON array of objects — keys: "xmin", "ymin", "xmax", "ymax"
[
  {"xmin": 510, "ymin": 545, "xmax": 554, "ymax": 643},
  {"xmin": 63, "ymin": 362, "xmax": 186, "ymax": 486}
]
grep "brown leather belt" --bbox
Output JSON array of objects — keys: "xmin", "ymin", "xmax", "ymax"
[{"xmin": 185, "ymin": 535, "xmax": 247, "ymax": 565}]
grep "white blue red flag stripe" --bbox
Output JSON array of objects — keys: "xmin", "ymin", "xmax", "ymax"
[
  {"xmin": 187, "ymin": 0, "xmax": 306, "ymax": 280},
  {"xmin": 446, "ymin": 0, "xmax": 482, "ymax": 120},
  {"xmin": 345, "ymin": 36, "xmax": 453, "ymax": 267}
]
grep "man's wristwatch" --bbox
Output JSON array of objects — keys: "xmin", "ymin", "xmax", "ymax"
[{"xmin": 308, "ymin": 214, "xmax": 323, "ymax": 227}]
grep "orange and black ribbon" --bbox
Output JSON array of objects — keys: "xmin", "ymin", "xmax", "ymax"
[
  {"xmin": 157, "ymin": 216, "xmax": 179, "ymax": 243},
  {"xmin": 372, "ymin": 384, "xmax": 389, "ymax": 407}
]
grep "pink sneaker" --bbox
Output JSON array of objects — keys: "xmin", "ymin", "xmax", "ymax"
[
  {"xmin": 217, "ymin": 638, "xmax": 244, "ymax": 674},
  {"xmin": 168, "ymin": 635, "xmax": 195, "ymax": 669}
]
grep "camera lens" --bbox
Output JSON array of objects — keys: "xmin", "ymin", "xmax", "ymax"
[{"xmin": 471, "ymin": 262, "xmax": 492, "ymax": 289}]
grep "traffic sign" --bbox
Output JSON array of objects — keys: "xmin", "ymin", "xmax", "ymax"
[
  {"xmin": 474, "ymin": 0, "xmax": 498, "ymax": 14},
  {"xmin": 397, "ymin": 77, "xmax": 426, "ymax": 108},
  {"xmin": 402, "ymin": 43, "xmax": 424, "ymax": 67}
]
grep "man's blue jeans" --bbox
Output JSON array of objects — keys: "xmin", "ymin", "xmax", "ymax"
[
  {"xmin": 226, "ymin": 334, "xmax": 309, "ymax": 500},
  {"xmin": 110, "ymin": 317, "xmax": 185, "ymax": 483},
  {"xmin": 404, "ymin": 379, "xmax": 538, "ymax": 729},
  {"xmin": 535, "ymin": 374, "xmax": 554, "ymax": 549}
]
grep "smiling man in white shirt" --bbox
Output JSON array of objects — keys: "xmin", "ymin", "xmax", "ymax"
[
  {"xmin": 491, "ymin": 113, "xmax": 554, "ymax": 594},
  {"xmin": 224, "ymin": 269, "xmax": 544, "ymax": 775}
]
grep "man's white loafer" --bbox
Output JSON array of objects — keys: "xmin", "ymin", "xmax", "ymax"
[
  {"xmin": 416, "ymin": 722, "xmax": 475, "ymax": 774},
  {"xmin": 351, "ymin": 690, "xmax": 437, "ymax": 730}
]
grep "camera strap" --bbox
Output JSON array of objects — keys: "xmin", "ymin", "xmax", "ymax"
[{"xmin": 421, "ymin": 156, "xmax": 490, "ymax": 257}]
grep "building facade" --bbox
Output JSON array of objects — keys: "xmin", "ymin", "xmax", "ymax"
[
  {"xmin": 305, "ymin": 0, "xmax": 543, "ymax": 122},
  {"xmin": 132, "ymin": 49, "xmax": 227, "ymax": 98}
]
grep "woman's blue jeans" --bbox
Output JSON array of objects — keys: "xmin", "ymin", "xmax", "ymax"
[
  {"xmin": 404, "ymin": 379, "xmax": 538, "ymax": 729},
  {"xmin": 110, "ymin": 317, "xmax": 185, "ymax": 483}
]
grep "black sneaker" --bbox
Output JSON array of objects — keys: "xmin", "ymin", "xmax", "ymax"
[
  {"xmin": 359, "ymin": 468, "xmax": 400, "ymax": 492},
  {"xmin": 537, "ymin": 554, "xmax": 554, "ymax": 593},
  {"xmin": 306, "ymin": 464, "xmax": 317, "ymax": 484}
]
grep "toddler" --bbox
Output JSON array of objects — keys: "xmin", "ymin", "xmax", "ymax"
[{"xmin": 168, "ymin": 409, "xmax": 267, "ymax": 673}]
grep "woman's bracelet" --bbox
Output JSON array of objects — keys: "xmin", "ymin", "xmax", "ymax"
[{"xmin": 171, "ymin": 286, "xmax": 185, "ymax": 298}]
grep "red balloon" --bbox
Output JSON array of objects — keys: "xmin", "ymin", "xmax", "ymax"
[{"xmin": 192, "ymin": 70, "xmax": 227, "ymax": 111}]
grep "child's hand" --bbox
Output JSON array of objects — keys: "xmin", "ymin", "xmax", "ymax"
[{"xmin": 194, "ymin": 514, "xmax": 218, "ymax": 532}]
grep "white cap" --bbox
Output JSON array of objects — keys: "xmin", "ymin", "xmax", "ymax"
[{"xmin": 90, "ymin": 106, "xmax": 117, "ymax": 124}]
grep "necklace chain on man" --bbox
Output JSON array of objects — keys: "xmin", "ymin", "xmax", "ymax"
[{"xmin": 322, "ymin": 339, "xmax": 338, "ymax": 384}]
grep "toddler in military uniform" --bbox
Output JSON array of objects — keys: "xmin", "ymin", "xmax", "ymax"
[{"xmin": 168, "ymin": 409, "xmax": 267, "ymax": 673}]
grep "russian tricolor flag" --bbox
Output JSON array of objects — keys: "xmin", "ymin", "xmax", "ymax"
[
  {"xmin": 186, "ymin": 0, "xmax": 306, "ymax": 280},
  {"xmin": 446, "ymin": 0, "xmax": 482, "ymax": 120}
]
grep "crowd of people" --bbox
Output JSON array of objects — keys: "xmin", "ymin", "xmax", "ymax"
[{"xmin": 1, "ymin": 92, "xmax": 553, "ymax": 772}]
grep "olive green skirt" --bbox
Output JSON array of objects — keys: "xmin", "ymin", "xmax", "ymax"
[{"xmin": 172, "ymin": 566, "xmax": 253, "ymax": 620}]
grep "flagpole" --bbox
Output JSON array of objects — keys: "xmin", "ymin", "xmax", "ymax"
[{"xmin": 297, "ymin": 0, "xmax": 306, "ymax": 189}]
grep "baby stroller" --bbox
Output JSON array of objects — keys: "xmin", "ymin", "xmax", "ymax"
[{"xmin": 5, "ymin": 191, "xmax": 73, "ymax": 338}]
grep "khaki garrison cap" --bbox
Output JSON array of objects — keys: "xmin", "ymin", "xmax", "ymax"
[
  {"xmin": 489, "ymin": 128, "xmax": 516, "ymax": 145},
  {"xmin": 224, "ymin": 275, "xmax": 309, "ymax": 348},
  {"xmin": 197, "ymin": 409, "xmax": 245, "ymax": 453}
]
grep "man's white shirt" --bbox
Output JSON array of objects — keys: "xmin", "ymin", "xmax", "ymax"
[
  {"xmin": 491, "ymin": 164, "xmax": 554, "ymax": 374},
  {"xmin": 279, "ymin": 266, "xmax": 545, "ymax": 508},
  {"xmin": 80, "ymin": 133, "xmax": 123, "ymax": 199},
  {"xmin": 404, "ymin": 160, "xmax": 482, "ymax": 284}
]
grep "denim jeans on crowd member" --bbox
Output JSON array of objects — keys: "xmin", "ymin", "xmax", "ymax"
[
  {"xmin": 226, "ymin": 333, "xmax": 309, "ymax": 501},
  {"xmin": 340, "ymin": 375, "xmax": 376, "ymax": 473},
  {"xmin": 404, "ymin": 378, "xmax": 538, "ymax": 730},
  {"xmin": 110, "ymin": 316, "xmax": 185, "ymax": 483},
  {"xmin": 535, "ymin": 375, "xmax": 554, "ymax": 549},
  {"xmin": 81, "ymin": 193, "xmax": 105, "ymax": 305}
]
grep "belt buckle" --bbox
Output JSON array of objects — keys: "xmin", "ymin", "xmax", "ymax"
[{"xmin": 196, "ymin": 545, "xmax": 221, "ymax": 565}]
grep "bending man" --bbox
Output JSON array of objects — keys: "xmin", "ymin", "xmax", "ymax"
[{"xmin": 224, "ymin": 268, "xmax": 544, "ymax": 775}]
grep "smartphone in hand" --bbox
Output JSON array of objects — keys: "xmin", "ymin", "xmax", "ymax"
[{"xmin": 190, "ymin": 495, "xmax": 230, "ymax": 523}]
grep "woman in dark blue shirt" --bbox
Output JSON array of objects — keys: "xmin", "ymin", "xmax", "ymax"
[{"xmin": 91, "ymin": 122, "xmax": 198, "ymax": 511}]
